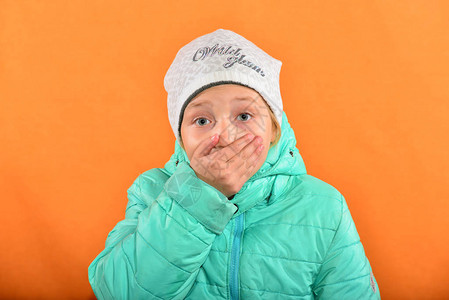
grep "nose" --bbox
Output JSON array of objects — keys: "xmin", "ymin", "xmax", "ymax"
[{"xmin": 214, "ymin": 117, "xmax": 247, "ymax": 147}]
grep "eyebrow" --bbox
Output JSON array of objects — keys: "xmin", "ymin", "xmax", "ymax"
[
  {"xmin": 188, "ymin": 100, "xmax": 212, "ymax": 108},
  {"xmin": 188, "ymin": 97, "xmax": 255, "ymax": 108}
]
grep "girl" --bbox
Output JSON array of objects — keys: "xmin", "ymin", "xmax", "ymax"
[{"xmin": 88, "ymin": 29, "xmax": 380, "ymax": 299}]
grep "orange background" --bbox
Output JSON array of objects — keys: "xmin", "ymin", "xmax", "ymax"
[{"xmin": 1, "ymin": 1, "xmax": 448, "ymax": 299}]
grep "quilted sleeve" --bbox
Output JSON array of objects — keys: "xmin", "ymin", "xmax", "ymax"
[
  {"xmin": 88, "ymin": 161, "xmax": 237, "ymax": 300},
  {"xmin": 312, "ymin": 194, "xmax": 381, "ymax": 299}
]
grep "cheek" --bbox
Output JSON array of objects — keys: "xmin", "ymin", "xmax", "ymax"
[
  {"xmin": 180, "ymin": 129, "xmax": 204, "ymax": 158},
  {"xmin": 245, "ymin": 119, "xmax": 272, "ymax": 142}
]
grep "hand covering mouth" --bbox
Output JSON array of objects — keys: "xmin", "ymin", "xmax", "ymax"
[{"xmin": 210, "ymin": 147, "xmax": 221, "ymax": 155}]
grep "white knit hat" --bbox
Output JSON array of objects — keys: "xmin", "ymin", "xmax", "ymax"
[{"xmin": 164, "ymin": 28, "xmax": 283, "ymax": 142}]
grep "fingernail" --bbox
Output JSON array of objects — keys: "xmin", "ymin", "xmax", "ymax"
[
  {"xmin": 247, "ymin": 133, "xmax": 254, "ymax": 140},
  {"xmin": 211, "ymin": 134, "xmax": 218, "ymax": 141}
]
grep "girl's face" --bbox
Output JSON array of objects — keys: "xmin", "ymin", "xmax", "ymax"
[{"xmin": 180, "ymin": 84, "xmax": 276, "ymax": 172}]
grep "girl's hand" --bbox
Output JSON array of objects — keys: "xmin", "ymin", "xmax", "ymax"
[{"xmin": 189, "ymin": 133, "xmax": 265, "ymax": 197}]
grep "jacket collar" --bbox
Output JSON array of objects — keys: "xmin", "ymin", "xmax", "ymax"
[{"xmin": 163, "ymin": 111, "xmax": 307, "ymax": 216}]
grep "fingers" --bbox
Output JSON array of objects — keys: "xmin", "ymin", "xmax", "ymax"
[
  {"xmin": 189, "ymin": 133, "xmax": 265, "ymax": 196},
  {"xmin": 229, "ymin": 136, "xmax": 264, "ymax": 169},
  {"xmin": 243, "ymin": 141, "xmax": 264, "ymax": 170},
  {"xmin": 192, "ymin": 134, "xmax": 219, "ymax": 159},
  {"xmin": 210, "ymin": 133, "xmax": 255, "ymax": 162}
]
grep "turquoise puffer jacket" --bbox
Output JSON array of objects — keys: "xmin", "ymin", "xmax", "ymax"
[{"xmin": 88, "ymin": 111, "xmax": 380, "ymax": 299}]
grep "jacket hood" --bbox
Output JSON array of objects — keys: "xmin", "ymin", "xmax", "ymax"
[{"xmin": 163, "ymin": 111, "xmax": 307, "ymax": 214}]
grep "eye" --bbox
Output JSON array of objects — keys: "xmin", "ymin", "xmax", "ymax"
[
  {"xmin": 237, "ymin": 113, "xmax": 252, "ymax": 122},
  {"xmin": 194, "ymin": 117, "xmax": 211, "ymax": 126}
]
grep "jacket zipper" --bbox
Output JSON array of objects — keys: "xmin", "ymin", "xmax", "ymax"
[{"xmin": 230, "ymin": 213, "xmax": 244, "ymax": 300}]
